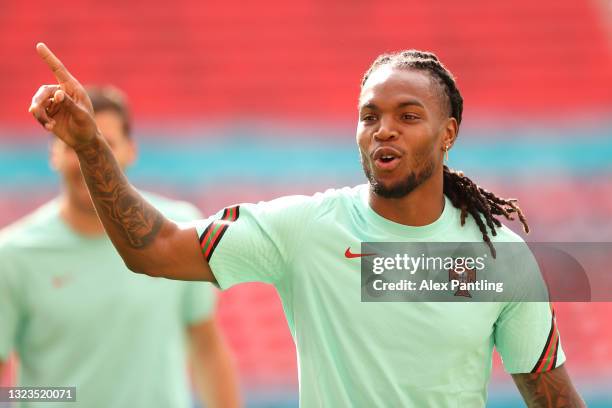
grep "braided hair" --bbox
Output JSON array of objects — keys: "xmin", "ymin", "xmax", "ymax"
[{"xmin": 362, "ymin": 50, "xmax": 529, "ymax": 257}]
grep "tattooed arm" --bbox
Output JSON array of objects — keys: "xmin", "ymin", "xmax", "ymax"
[
  {"xmin": 512, "ymin": 365, "xmax": 586, "ymax": 408},
  {"xmin": 73, "ymin": 136, "xmax": 214, "ymax": 280},
  {"xmin": 29, "ymin": 43, "xmax": 214, "ymax": 282}
]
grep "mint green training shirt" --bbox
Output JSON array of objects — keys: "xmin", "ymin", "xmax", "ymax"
[
  {"xmin": 0, "ymin": 193, "xmax": 216, "ymax": 408},
  {"xmin": 195, "ymin": 185, "xmax": 564, "ymax": 407}
]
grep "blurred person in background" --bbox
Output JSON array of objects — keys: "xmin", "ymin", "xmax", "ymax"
[
  {"xmin": 0, "ymin": 85, "xmax": 241, "ymax": 408},
  {"xmin": 29, "ymin": 43, "xmax": 586, "ymax": 407}
]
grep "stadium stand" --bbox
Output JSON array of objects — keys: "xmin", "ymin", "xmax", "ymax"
[
  {"xmin": 1, "ymin": 0, "xmax": 611, "ymax": 406},
  {"xmin": 0, "ymin": 0, "xmax": 610, "ymax": 127}
]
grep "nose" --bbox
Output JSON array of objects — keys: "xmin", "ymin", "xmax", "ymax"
[{"xmin": 373, "ymin": 116, "xmax": 398, "ymax": 141}]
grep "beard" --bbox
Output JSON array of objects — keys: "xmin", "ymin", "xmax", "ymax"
[
  {"xmin": 362, "ymin": 155, "xmax": 435, "ymax": 199},
  {"xmin": 66, "ymin": 176, "xmax": 97, "ymax": 213}
]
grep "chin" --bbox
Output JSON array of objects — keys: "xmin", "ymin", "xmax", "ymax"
[
  {"xmin": 76, "ymin": 198, "xmax": 96, "ymax": 213},
  {"xmin": 70, "ymin": 188, "xmax": 96, "ymax": 213},
  {"xmin": 371, "ymin": 176, "xmax": 419, "ymax": 198},
  {"xmin": 366, "ymin": 164, "xmax": 433, "ymax": 199}
]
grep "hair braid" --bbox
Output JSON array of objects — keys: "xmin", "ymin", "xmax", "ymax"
[
  {"xmin": 443, "ymin": 165, "xmax": 529, "ymax": 257},
  {"xmin": 363, "ymin": 50, "xmax": 530, "ymax": 256}
]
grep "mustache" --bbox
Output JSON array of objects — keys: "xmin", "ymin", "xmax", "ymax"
[{"xmin": 360, "ymin": 153, "xmax": 435, "ymax": 199}]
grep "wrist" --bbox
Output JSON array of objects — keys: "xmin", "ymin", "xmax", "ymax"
[{"xmin": 73, "ymin": 129, "xmax": 103, "ymax": 153}]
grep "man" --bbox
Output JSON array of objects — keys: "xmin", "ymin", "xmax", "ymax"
[
  {"xmin": 1, "ymin": 85, "xmax": 240, "ymax": 408},
  {"xmin": 29, "ymin": 43, "xmax": 585, "ymax": 407}
]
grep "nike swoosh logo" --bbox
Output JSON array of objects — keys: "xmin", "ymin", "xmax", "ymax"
[
  {"xmin": 52, "ymin": 275, "xmax": 72, "ymax": 288},
  {"xmin": 345, "ymin": 247, "xmax": 376, "ymax": 258}
]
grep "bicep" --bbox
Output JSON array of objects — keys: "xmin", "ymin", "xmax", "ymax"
[
  {"xmin": 172, "ymin": 197, "xmax": 312, "ymax": 288},
  {"xmin": 512, "ymin": 365, "xmax": 585, "ymax": 408},
  {"xmin": 494, "ymin": 302, "xmax": 565, "ymax": 374},
  {"xmin": 144, "ymin": 224, "xmax": 215, "ymax": 282}
]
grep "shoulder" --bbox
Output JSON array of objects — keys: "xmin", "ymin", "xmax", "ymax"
[
  {"xmin": 140, "ymin": 191, "xmax": 202, "ymax": 221},
  {"xmin": 239, "ymin": 185, "xmax": 362, "ymax": 220},
  {"xmin": 0, "ymin": 200, "xmax": 62, "ymax": 253},
  {"xmin": 313, "ymin": 185, "xmax": 364, "ymax": 208}
]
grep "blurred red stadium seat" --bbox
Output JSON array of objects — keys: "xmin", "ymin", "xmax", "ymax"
[
  {"xmin": 1, "ymin": 0, "xmax": 611, "ymax": 130},
  {"xmin": 217, "ymin": 283, "xmax": 298, "ymax": 386}
]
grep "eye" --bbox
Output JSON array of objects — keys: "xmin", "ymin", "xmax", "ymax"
[
  {"xmin": 361, "ymin": 114, "xmax": 378, "ymax": 122},
  {"xmin": 401, "ymin": 113, "xmax": 419, "ymax": 121}
]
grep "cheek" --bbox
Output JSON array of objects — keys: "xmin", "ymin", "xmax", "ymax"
[
  {"xmin": 113, "ymin": 151, "xmax": 126, "ymax": 167},
  {"xmin": 356, "ymin": 126, "xmax": 370, "ymax": 152},
  {"xmin": 111, "ymin": 144, "xmax": 135, "ymax": 168},
  {"xmin": 56, "ymin": 151, "xmax": 82, "ymax": 175},
  {"xmin": 404, "ymin": 131, "xmax": 439, "ymax": 168},
  {"xmin": 412, "ymin": 142, "xmax": 437, "ymax": 166},
  {"xmin": 67, "ymin": 155, "xmax": 82, "ymax": 174}
]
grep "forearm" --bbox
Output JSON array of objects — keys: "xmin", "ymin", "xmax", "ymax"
[
  {"xmin": 191, "ymin": 329, "xmax": 241, "ymax": 407},
  {"xmin": 512, "ymin": 365, "xmax": 586, "ymax": 408},
  {"xmin": 29, "ymin": 43, "xmax": 211, "ymax": 280},
  {"xmin": 74, "ymin": 134, "xmax": 170, "ymax": 273}
]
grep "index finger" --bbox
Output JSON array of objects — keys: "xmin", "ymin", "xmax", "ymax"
[{"xmin": 36, "ymin": 42, "xmax": 76, "ymax": 84}]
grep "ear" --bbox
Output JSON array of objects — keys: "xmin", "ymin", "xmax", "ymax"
[
  {"xmin": 124, "ymin": 138, "xmax": 138, "ymax": 168},
  {"xmin": 49, "ymin": 139, "xmax": 61, "ymax": 171},
  {"xmin": 441, "ymin": 117, "xmax": 458, "ymax": 152}
]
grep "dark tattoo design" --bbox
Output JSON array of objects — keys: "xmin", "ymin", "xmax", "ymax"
[
  {"xmin": 75, "ymin": 137, "xmax": 163, "ymax": 248},
  {"xmin": 513, "ymin": 366, "xmax": 586, "ymax": 408}
]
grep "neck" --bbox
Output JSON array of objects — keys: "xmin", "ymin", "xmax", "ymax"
[
  {"xmin": 368, "ymin": 171, "xmax": 445, "ymax": 226},
  {"xmin": 59, "ymin": 194, "xmax": 106, "ymax": 237}
]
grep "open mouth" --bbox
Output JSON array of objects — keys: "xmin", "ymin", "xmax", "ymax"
[
  {"xmin": 374, "ymin": 155, "xmax": 400, "ymax": 171},
  {"xmin": 372, "ymin": 147, "xmax": 402, "ymax": 171}
]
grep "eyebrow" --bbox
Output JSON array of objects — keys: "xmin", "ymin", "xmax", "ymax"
[{"xmin": 359, "ymin": 99, "xmax": 425, "ymax": 111}]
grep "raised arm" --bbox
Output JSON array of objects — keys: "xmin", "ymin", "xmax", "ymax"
[
  {"xmin": 512, "ymin": 365, "xmax": 586, "ymax": 408},
  {"xmin": 29, "ymin": 43, "xmax": 213, "ymax": 282}
]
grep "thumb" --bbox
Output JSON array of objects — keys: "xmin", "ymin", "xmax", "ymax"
[{"xmin": 53, "ymin": 89, "xmax": 83, "ymax": 116}]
